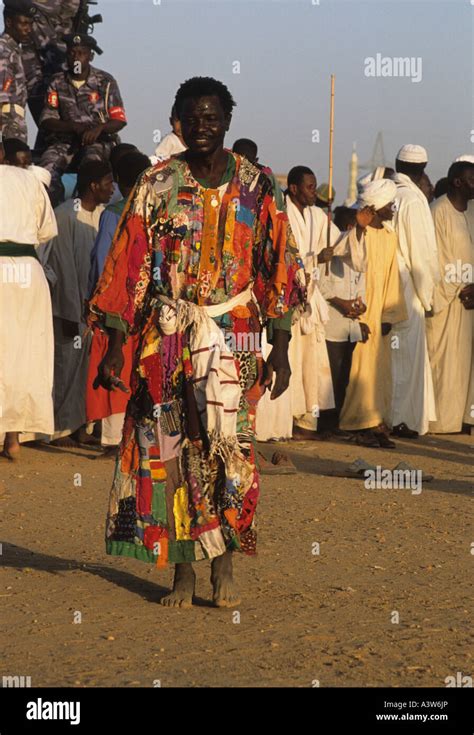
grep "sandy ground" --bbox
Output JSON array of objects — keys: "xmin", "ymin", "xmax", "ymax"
[{"xmin": 0, "ymin": 432, "xmax": 472, "ymax": 688}]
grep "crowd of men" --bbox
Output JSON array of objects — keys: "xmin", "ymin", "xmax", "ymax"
[{"xmin": 1, "ymin": 0, "xmax": 473, "ymax": 605}]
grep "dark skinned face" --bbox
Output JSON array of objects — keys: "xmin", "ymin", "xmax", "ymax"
[
  {"xmin": 6, "ymin": 14, "xmax": 32, "ymax": 44},
  {"xmin": 456, "ymin": 169, "xmax": 474, "ymax": 200},
  {"xmin": 179, "ymin": 96, "xmax": 230, "ymax": 157},
  {"xmin": 291, "ymin": 173, "xmax": 317, "ymax": 208},
  {"xmin": 376, "ymin": 201, "xmax": 395, "ymax": 222},
  {"xmin": 67, "ymin": 46, "xmax": 92, "ymax": 77},
  {"xmin": 91, "ymin": 173, "xmax": 114, "ymax": 205},
  {"xmin": 12, "ymin": 151, "xmax": 32, "ymax": 168}
]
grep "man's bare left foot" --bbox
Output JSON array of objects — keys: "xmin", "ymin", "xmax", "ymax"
[
  {"xmin": 211, "ymin": 550, "xmax": 241, "ymax": 607},
  {"xmin": 160, "ymin": 563, "xmax": 196, "ymax": 608}
]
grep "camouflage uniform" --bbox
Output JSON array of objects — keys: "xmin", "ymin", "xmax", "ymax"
[
  {"xmin": 21, "ymin": 0, "xmax": 80, "ymax": 125},
  {"xmin": 0, "ymin": 31, "xmax": 28, "ymax": 142},
  {"xmin": 39, "ymin": 65, "xmax": 127, "ymax": 205}
]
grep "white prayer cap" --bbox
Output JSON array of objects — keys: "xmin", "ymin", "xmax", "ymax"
[
  {"xmin": 454, "ymin": 154, "xmax": 474, "ymax": 164},
  {"xmin": 396, "ymin": 144, "xmax": 428, "ymax": 163},
  {"xmin": 29, "ymin": 164, "xmax": 51, "ymax": 188},
  {"xmin": 358, "ymin": 179, "xmax": 397, "ymax": 210}
]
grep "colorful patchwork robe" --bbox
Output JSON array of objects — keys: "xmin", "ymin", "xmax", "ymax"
[{"xmin": 88, "ymin": 151, "xmax": 305, "ymax": 566}]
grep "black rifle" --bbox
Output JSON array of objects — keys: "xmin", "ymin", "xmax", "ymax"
[{"xmin": 73, "ymin": 0, "xmax": 103, "ymax": 54}]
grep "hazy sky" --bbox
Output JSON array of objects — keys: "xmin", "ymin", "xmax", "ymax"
[{"xmin": 46, "ymin": 0, "xmax": 474, "ymax": 202}]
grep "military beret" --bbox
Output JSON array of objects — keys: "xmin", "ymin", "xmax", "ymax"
[
  {"xmin": 3, "ymin": 0, "xmax": 35, "ymax": 16},
  {"xmin": 63, "ymin": 33, "xmax": 99, "ymax": 51}
]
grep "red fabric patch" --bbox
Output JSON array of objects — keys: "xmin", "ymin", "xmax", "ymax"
[
  {"xmin": 143, "ymin": 524, "xmax": 167, "ymax": 551},
  {"xmin": 109, "ymin": 106, "xmax": 127, "ymax": 122},
  {"xmin": 47, "ymin": 91, "xmax": 59, "ymax": 108},
  {"xmin": 140, "ymin": 353, "xmax": 163, "ymax": 405},
  {"xmin": 3, "ymin": 78, "xmax": 13, "ymax": 92},
  {"xmin": 136, "ymin": 474, "xmax": 153, "ymax": 516}
]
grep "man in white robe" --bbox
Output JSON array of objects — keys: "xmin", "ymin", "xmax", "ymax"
[
  {"xmin": 256, "ymin": 166, "xmax": 338, "ymax": 441},
  {"xmin": 153, "ymin": 104, "xmax": 186, "ymax": 163},
  {"xmin": 391, "ymin": 144, "xmax": 439, "ymax": 436},
  {"xmin": 40, "ymin": 159, "xmax": 114, "ymax": 445},
  {"xmin": 0, "ymin": 140, "xmax": 57, "ymax": 459},
  {"xmin": 426, "ymin": 160, "xmax": 474, "ymax": 433}
]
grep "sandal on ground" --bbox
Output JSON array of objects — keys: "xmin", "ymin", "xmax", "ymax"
[
  {"xmin": 391, "ymin": 423, "xmax": 419, "ymax": 439},
  {"xmin": 270, "ymin": 451, "xmax": 297, "ymax": 474}
]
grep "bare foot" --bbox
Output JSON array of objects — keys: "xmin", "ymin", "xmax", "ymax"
[
  {"xmin": 160, "ymin": 563, "xmax": 196, "ymax": 608},
  {"xmin": 211, "ymin": 550, "xmax": 241, "ymax": 607},
  {"xmin": 3, "ymin": 432, "xmax": 21, "ymax": 461}
]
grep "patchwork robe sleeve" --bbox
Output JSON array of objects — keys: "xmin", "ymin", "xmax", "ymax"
[{"xmin": 87, "ymin": 180, "xmax": 155, "ymax": 335}]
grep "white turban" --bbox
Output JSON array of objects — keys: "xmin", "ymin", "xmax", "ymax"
[
  {"xmin": 396, "ymin": 144, "xmax": 428, "ymax": 164},
  {"xmin": 358, "ymin": 179, "xmax": 397, "ymax": 210},
  {"xmin": 357, "ymin": 166, "xmax": 388, "ymax": 194},
  {"xmin": 455, "ymin": 154, "xmax": 474, "ymax": 164},
  {"xmin": 29, "ymin": 164, "xmax": 52, "ymax": 188}
]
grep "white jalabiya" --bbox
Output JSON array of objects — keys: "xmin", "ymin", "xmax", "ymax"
[
  {"xmin": 391, "ymin": 173, "xmax": 439, "ymax": 434},
  {"xmin": 154, "ymin": 132, "xmax": 186, "ymax": 162},
  {"xmin": 256, "ymin": 199, "xmax": 337, "ymax": 438},
  {"xmin": 0, "ymin": 166, "xmax": 57, "ymax": 435},
  {"xmin": 426, "ymin": 195, "xmax": 474, "ymax": 433}
]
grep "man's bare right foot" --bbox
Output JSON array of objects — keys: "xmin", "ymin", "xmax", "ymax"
[{"xmin": 160, "ymin": 563, "xmax": 196, "ymax": 608}]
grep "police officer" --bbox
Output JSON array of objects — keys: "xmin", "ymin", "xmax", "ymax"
[
  {"xmin": 21, "ymin": 1, "xmax": 80, "ymax": 127},
  {"xmin": 0, "ymin": 0, "xmax": 34, "ymax": 143},
  {"xmin": 39, "ymin": 32, "xmax": 127, "ymax": 206}
]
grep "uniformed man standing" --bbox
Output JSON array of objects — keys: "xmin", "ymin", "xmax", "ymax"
[
  {"xmin": 39, "ymin": 32, "xmax": 126, "ymax": 206},
  {"xmin": 0, "ymin": 0, "xmax": 34, "ymax": 143},
  {"xmin": 20, "ymin": 0, "xmax": 80, "ymax": 127}
]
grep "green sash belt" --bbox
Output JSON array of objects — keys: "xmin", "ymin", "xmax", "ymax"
[{"xmin": 0, "ymin": 243, "xmax": 39, "ymax": 260}]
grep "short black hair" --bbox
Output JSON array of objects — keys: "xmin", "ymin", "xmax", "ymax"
[
  {"xmin": 116, "ymin": 151, "xmax": 151, "ymax": 189},
  {"xmin": 77, "ymin": 160, "xmax": 112, "ymax": 196},
  {"xmin": 395, "ymin": 159, "xmax": 426, "ymax": 180},
  {"xmin": 3, "ymin": 137, "xmax": 30, "ymax": 161},
  {"xmin": 174, "ymin": 76, "xmax": 236, "ymax": 118},
  {"xmin": 287, "ymin": 165, "xmax": 314, "ymax": 188},
  {"xmin": 447, "ymin": 161, "xmax": 474, "ymax": 184},
  {"xmin": 232, "ymin": 138, "xmax": 258, "ymax": 161},
  {"xmin": 109, "ymin": 143, "xmax": 138, "ymax": 179},
  {"xmin": 434, "ymin": 176, "xmax": 448, "ymax": 198},
  {"xmin": 333, "ymin": 206, "xmax": 357, "ymax": 231}
]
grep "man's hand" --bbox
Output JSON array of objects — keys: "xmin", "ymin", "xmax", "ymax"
[
  {"xmin": 381, "ymin": 322, "xmax": 392, "ymax": 336},
  {"xmin": 356, "ymin": 205, "xmax": 376, "ymax": 230},
  {"xmin": 71, "ymin": 121, "xmax": 91, "ymax": 137},
  {"xmin": 318, "ymin": 247, "xmax": 333, "ymax": 264},
  {"xmin": 330, "ymin": 296, "xmax": 366, "ymax": 319},
  {"xmin": 359, "ymin": 322, "xmax": 371, "ymax": 343},
  {"xmin": 82, "ymin": 124, "xmax": 105, "ymax": 146},
  {"xmin": 460, "ymin": 283, "xmax": 474, "ymax": 310},
  {"xmin": 260, "ymin": 329, "xmax": 291, "ymax": 400},
  {"xmin": 93, "ymin": 329, "xmax": 128, "ymax": 392}
]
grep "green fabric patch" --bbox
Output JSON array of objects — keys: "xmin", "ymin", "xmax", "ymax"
[
  {"xmin": 106, "ymin": 540, "xmax": 156, "ymax": 563},
  {"xmin": 266, "ymin": 309, "xmax": 293, "ymax": 343},
  {"xmin": 151, "ymin": 482, "xmax": 167, "ymax": 524},
  {"xmin": 168, "ymin": 540, "xmax": 197, "ymax": 563}
]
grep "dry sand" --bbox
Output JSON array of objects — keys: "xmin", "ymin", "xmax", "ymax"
[{"xmin": 1, "ymin": 433, "xmax": 472, "ymax": 688}]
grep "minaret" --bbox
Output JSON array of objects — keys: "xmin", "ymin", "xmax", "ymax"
[{"xmin": 345, "ymin": 142, "xmax": 358, "ymax": 205}]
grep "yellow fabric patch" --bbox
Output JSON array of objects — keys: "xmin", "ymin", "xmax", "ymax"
[{"xmin": 173, "ymin": 485, "xmax": 192, "ymax": 541}]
